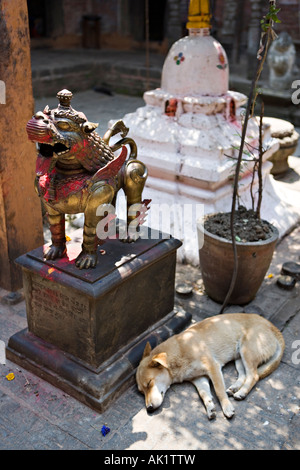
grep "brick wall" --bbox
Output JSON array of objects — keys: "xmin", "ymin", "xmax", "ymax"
[
  {"xmin": 213, "ymin": 0, "xmax": 300, "ymax": 42},
  {"xmin": 31, "ymin": 0, "xmax": 300, "ymax": 50},
  {"xmin": 62, "ymin": 0, "xmax": 119, "ymax": 36},
  {"xmin": 276, "ymin": 0, "xmax": 300, "ymax": 39},
  {"xmin": 91, "ymin": 0, "xmax": 119, "ymax": 34},
  {"xmin": 62, "ymin": 0, "xmax": 92, "ymax": 35}
]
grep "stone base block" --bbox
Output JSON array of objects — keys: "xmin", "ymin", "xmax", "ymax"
[{"xmin": 6, "ymin": 227, "xmax": 191, "ymax": 411}]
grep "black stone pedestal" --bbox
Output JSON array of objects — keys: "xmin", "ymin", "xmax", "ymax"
[{"xmin": 6, "ymin": 228, "xmax": 191, "ymax": 412}]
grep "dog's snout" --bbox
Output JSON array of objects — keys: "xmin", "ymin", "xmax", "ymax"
[{"xmin": 147, "ymin": 404, "xmax": 155, "ymax": 413}]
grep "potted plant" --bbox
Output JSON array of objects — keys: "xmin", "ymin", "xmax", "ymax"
[{"xmin": 198, "ymin": 1, "xmax": 281, "ymax": 310}]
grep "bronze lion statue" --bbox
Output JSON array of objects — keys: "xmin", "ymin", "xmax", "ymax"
[{"xmin": 26, "ymin": 89, "xmax": 148, "ymax": 269}]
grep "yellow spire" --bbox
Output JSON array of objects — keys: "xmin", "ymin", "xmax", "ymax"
[{"xmin": 186, "ymin": 0, "xmax": 212, "ymax": 30}]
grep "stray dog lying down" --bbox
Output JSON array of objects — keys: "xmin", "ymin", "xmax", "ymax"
[{"xmin": 136, "ymin": 313, "xmax": 285, "ymax": 419}]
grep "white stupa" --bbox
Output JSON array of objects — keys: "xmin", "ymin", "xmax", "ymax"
[{"xmin": 118, "ymin": 0, "xmax": 299, "ymax": 264}]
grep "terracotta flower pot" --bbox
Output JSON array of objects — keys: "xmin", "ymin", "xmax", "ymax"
[{"xmin": 197, "ymin": 219, "xmax": 279, "ymax": 305}]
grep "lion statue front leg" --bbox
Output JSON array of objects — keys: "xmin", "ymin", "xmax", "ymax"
[
  {"xmin": 75, "ymin": 183, "xmax": 115, "ymax": 269},
  {"xmin": 43, "ymin": 182, "xmax": 115, "ymax": 270},
  {"xmin": 43, "ymin": 204, "xmax": 67, "ymax": 261}
]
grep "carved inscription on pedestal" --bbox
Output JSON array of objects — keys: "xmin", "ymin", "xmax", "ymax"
[
  {"xmin": 28, "ymin": 273, "xmax": 92, "ymax": 362},
  {"xmin": 31, "ymin": 277, "xmax": 88, "ymax": 323}
]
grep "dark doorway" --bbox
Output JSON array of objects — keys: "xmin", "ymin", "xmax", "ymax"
[
  {"xmin": 27, "ymin": 0, "xmax": 64, "ymax": 39},
  {"xmin": 130, "ymin": 0, "xmax": 167, "ymax": 42},
  {"xmin": 27, "ymin": 0, "xmax": 47, "ymax": 37},
  {"xmin": 148, "ymin": 0, "xmax": 167, "ymax": 41}
]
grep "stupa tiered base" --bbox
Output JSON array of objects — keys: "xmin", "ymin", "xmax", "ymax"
[{"xmin": 6, "ymin": 227, "xmax": 191, "ymax": 412}]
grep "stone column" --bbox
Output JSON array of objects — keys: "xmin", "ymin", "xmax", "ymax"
[{"xmin": 0, "ymin": 0, "xmax": 44, "ymax": 292}]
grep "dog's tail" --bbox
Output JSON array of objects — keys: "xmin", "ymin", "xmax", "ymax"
[{"xmin": 258, "ymin": 327, "xmax": 285, "ymax": 380}]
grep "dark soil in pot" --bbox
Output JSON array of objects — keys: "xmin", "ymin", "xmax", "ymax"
[
  {"xmin": 204, "ymin": 206, "xmax": 274, "ymax": 243},
  {"xmin": 198, "ymin": 208, "xmax": 279, "ymax": 305}
]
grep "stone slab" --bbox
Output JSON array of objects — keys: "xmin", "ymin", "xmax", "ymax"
[{"xmin": 25, "ymin": 226, "xmax": 172, "ymax": 287}]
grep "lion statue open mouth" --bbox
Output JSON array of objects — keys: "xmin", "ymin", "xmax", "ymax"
[{"xmin": 26, "ymin": 89, "xmax": 148, "ymax": 269}]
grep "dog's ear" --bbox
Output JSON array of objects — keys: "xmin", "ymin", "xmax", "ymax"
[
  {"xmin": 142, "ymin": 341, "xmax": 152, "ymax": 359},
  {"xmin": 150, "ymin": 352, "xmax": 168, "ymax": 369}
]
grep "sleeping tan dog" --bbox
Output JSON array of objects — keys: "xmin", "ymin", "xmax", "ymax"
[{"xmin": 136, "ymin": 313, "xmax": 285, "ymax": 419}]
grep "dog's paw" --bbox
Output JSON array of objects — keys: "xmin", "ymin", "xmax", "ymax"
[
  {"xmin": 233, "ymin": 391, "xmax": 246, "ymax": 401},
  {"xmin": 207, "ymin": 407, "xmax": 217, "ymax": 420},
  {"xmin": 226, "ymin": 384, "xmax": 240, "ymax": 396},
  {"xmin": 222, "ymin": 401, "xmax": 235, "ymax": 419},
  {"xmin": 206, "ymin": 400, "xmax": 217, "ymax": 420},
  {"xmin": 226, "ymin": 386, "xmax": 235, "ymax": 397}
]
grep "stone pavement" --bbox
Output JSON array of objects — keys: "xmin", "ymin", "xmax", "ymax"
[{"xmin": 0, "ymin": 90, "xmax": 299, "ymax": 451}]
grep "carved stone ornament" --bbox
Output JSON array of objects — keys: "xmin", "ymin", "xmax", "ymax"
[{"xmin": 267, "ymin": 32, "xmax": 296, "ymax": 90}]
